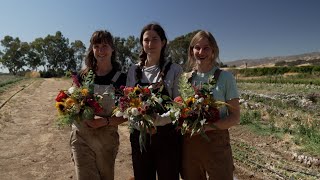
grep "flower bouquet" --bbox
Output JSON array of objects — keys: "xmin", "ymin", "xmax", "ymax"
[
  {"xmin": 113, "ymin": 83, "xmax": 170, "ymax": 151},
  {"xmin": 167, "ymin": 72, "xmax": 226, "ymax": 139},
  {"xmin": 55, "ymin": 70, "xmax": 103, "ymax": 126}
]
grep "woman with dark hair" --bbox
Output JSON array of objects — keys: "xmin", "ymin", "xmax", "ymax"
[
  {"xmin": 126, "ymin": 23, "xmax": 182, "ymax": 180},
  {"xmin": 70, "ymin": 30, "xmax": 126, "ymax": 180},
  {"xmin": 182, "ymin": 30, "xmax": 240, "ymax": 180}
]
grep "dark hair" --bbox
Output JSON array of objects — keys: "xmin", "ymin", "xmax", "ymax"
[
  {"xmin": 186, "ymin": 30, "xmax": 220, "ymax": 72},
  {"xmin": 81, "ymin": 30, "xmax": 120, "ymax": 76},
  {"xmin": 135, "ymin": 23, "xmax": 168, "ymax": 80}
]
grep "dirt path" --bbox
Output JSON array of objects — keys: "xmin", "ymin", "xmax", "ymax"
[
  {"xmin": 0, "ymin": 78, "xmax": 132, "ymax": 180},
  {"xmin": 1, "ymin": 78, "xmax": 319, "ymax": 180}
]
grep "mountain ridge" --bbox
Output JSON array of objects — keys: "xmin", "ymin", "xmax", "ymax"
[{"xmin": 225, "ymin": 51, "xmax": 320, "ymax": 68}]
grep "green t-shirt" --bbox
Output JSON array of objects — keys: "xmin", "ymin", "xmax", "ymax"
[{"xmin": 191, "ymin": 66, "xmax": 239, "ymax": 119}]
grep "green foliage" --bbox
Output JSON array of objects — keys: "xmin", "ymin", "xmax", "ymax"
[
  {"xmin": 0, "ymin": 31, "xmax": 86, "ymax": 76},
  {"xmin": 167, "ymin": 30, "xmax": 200, "ymax": 68},
  {"xmin": 0, "ymin": 36, "xmax": 28, "ymax": 74},
  {"xmin": 178, "ymin": 73, "xmax": 194, "ymax": 100},
  {"xmin": 237, "ymin": 65, "xmax": 320, "ymax": 77},
  {"xmin": 240, "ymin": 110, "xmax": 261, "ymax": 125}
]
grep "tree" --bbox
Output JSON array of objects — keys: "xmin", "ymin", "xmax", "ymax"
[
  {"xmin": 114, "ymin": 37, "xmax": 131, "ymax": 71},
  {"xmin": 44, "ymin": 31, "xmax": 71, "ymax": 71},
  {"xmin": 0, "ymin": 36, "xmax": 28, "ymax": 74},
  {"xmin": 125, "ymin": 35, "xmax": 140, "ymax": 62},
  {"xmin": 71, "ymin": 40, "xmax": 86, "ymax": 71},
  {"xmin": 30, "ymin": 38, "xmax": 47, "ymax": 71},
  {"xmin": 167, "ymin": 30, "xmax": 199, "ymax": 69}
]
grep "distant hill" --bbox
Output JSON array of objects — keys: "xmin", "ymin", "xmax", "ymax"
[{"xmin": 225, "ymin": 51, "xmax": 320, "ymax": 68}]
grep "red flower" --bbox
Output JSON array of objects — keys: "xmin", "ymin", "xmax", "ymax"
[
  {"xmin": 181, "ymin": 107, "xmax": 191, "ymax": 119},
  {"xmin": 87, "ymin": 99, "xmax": 103, "ymax": 113},
  {"xmin": 55, "ymin": 91, "xmax": 68, "ymax": 102},
  {"xmin": 142, "ymin": 87, "xmax": 151, "ymax": 95}
]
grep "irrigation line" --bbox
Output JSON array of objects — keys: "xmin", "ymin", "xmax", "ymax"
[{"xmin": 0, "ymin": 80, "xmax": 35, "ymax": 110}]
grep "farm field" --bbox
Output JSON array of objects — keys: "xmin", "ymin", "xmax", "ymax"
[{"xmin": 0, "ymin": 76, "xmax": 319, "ymax": 180}]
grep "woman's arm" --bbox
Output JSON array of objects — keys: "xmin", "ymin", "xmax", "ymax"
[
  {"xmin": 85, "ymin": 116, "xmax": 127, "ymax": 129},
  {"xmin": 205, "ymin": 98, "xmax": 240, "ymax": 131}
]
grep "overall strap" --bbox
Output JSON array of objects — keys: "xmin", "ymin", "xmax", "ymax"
[
  {"xmin": 161, "ymin": 61, "xmax": 172, "ymax": 80},
  {"xmin": 213, "ymin": 68, "xmax": 222, "ymax": 81},
  {"xmin": 111, "ymin": 71, "xmax": 121, "ymax": 83}
]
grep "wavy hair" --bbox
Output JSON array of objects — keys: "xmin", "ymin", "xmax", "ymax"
[
  {"xmin": 81, "ymin": 30, "xmax": 120, "ymax": 76},
  {"xmin": 186, "ymin": 30, "xmax": 220, "ymax": 72}
]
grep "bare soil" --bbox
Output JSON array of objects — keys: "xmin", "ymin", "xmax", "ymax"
[{"xmin": 0, "ymin": 78, "xmax": 319, "ymax": 180}]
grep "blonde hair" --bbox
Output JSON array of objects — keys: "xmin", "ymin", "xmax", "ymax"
[{"xmin": 186, "ymin": 30, "xmax": 220, "ymax": 71}]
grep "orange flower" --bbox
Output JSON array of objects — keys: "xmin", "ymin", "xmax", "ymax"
[
  {"xmin": 174, "ymin": 96, "xmax": 184, "ymax": 104},
  {"xmin": 181, "ymin": 107, "xmax": 191, "ymax": 118},
  {"xmin": 65, "ymin": 97, "xmax": 76, "ymax": 108},
  {"xmin": 81, "ymin": 88, "xmax": 89, "ymax": 96},
  {"xmin": 124, "ymin": 87, "xmax": 134, "ymax": 96},
  {"xmin": 130, "ymin": 98, "xmax": 141, "ymax": 107}
]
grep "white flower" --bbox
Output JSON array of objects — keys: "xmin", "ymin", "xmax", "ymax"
[
  {"xmin": 115, "ymin": 111, "xmax": 124, "ymax": 117},
  {"xmin": 197, "ymin": 97, "xmax": 204, "ymax": 103},
  {"xmin": 131, "ymin": 108, "xmax": 140, "ymax": 116},
  {"xmin": 123, "ymin": 114, "xmax": 129, "ymax": 119},
  {"xmin": 200, "ymin": 119, "xmax": 207, "ymax": 125},
  {"xmin": 174, "ymin": 111, "xmax": 181, "ymax": 119},
  {"xmin": 68, "ymin": 87, "xmax": 76, "ymax": 94},
  {"xmin": 195, "ymin": 94, "xmax": 199, "ymax": 99},
  {"xmin": 160, "ymin": 111, "xmax": 171, "ymax": 117}
]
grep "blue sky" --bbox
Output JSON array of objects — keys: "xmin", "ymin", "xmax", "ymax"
[{"xmin": 1, "ymin": 0, "xmax": 320, "ymax": 63}]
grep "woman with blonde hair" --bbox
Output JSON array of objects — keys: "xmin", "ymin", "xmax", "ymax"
[{"xmin": 182, "ymin": 30, "xmax": 240, "ymax": 180}]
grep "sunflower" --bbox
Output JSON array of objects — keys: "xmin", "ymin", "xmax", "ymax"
[
  {"xmin": 185, "ymin": 97, "xmax": 195, "ymax": 107},
  {"xmin": 55, "ymin": 102, "xmax": 66, "ymax": 114},
  {"xmin": 65, "ymin": 97, "xmax": 76, "ymax": 108},
  {"xmin": 133, "ymin": 87, "xmax": 142, "ymax": 95}
]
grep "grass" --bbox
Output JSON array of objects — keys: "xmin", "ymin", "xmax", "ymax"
[
  {"xmin": 237, "ymin": 74, "xmax": 320, "ymax": 86},
  {"xmin": 240, "ymin": 106, "xmax": 320, "ymax": 155},
  {"xmin": 0, "ymin": 75, "xmax": 26, "ymax": 94}
]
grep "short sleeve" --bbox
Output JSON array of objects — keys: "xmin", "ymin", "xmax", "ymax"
[
  {"xmin": 126, "ymin": 64, "xmax": 138, "ymax": 87},
  {"xmin": 223, "ymin": 71, "xmax": 239, "ymax": 101}
]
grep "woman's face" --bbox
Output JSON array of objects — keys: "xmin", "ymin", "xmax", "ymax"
[
  {"xmin": 192, "ymin": 37, "xmax": 214, "ymax": 67},
  {"xmin": 92, "ymin": 42, "xmax": 113, "ymax": 62},
  {"xmin": 142, "ymin": 30, "xmax": 165, "ymax": 56}
]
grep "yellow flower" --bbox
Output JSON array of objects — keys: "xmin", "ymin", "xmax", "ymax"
[
  {"xmin": 185, "ymin": 97, "xmax": 195, "ymax": 107},
  {"xmin": 55, "ymin": 102, "xmax": 66, "ymax": 114},
  {"xmin": 81, "ymin": 88, "xmax": 89, "ymax": 96},
  {"xmin": 130, "ymin": 98, "xmax": 141, "ymax": 107},
  {"xmin": 133, "ymin": 87, "xmax": 142, "ymax": 95},
  {"xmin": 65, "ymin": 98, "xmax": 76, "ymax": 108}
]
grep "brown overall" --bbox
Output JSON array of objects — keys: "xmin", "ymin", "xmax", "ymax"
[
  {"xmin": 182, "ymin": 130, "xmax": 234, "ymax": 180},
  {"xmin": 70, "ymin": 81, "xmax": 119, "ymax": 180}
]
